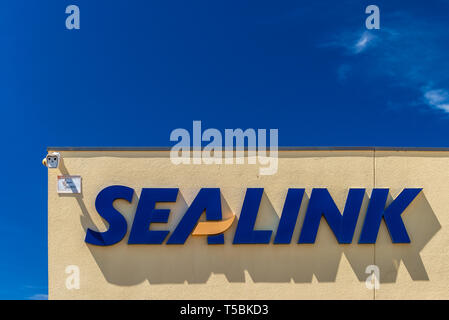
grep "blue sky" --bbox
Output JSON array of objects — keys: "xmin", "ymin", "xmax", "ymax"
[{"xmin": 1, "ymin": 0, "xmax": 449, "ymax": 299}]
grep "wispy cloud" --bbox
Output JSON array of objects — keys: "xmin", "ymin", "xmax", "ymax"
[
  {"xmin": 321, "ymin": 12, "xmax": 449, "ymax": 113},
  {"xmin": 353, "ymin": 32, "xmax": 372, "ymax": 53},
  {"xmin": 423, "ymin": 88, "xmax": 449, "ymax": 112},
  {"xmin": 321, "ymin": 30, "xmax": 380, "ymax": 55},
  {"xmin": 29, "ymin": 293, "xmax": 48, "ymax": 300}
]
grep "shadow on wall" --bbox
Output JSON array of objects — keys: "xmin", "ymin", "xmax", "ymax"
[
  {"xmin": 374, "ymin": 192, "xmax": 440, "ymax": 283},
  {"xmin": 59, "ymin": 161, "xmax": 441, "ymax": 285},
  {"xmin": 74, "ymin": 193, "xmax": 440, "ymax": 285}
]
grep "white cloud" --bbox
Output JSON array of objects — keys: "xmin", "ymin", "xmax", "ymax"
[
  {"xmin": 423, "ymin": 89, "xmax": 449, "ymax": 112},
  {"xmin": 353, "ymin": 32, "xmax": 376, "ymax": 54},
  {"xmin": 29, "ymin": 293, "xmax": 48, "ymax": 300},
  {"xmin": 320, "ymin": 30, "xmax": 379, "ymax": 55},
  {"xmin": 321, "ymin": 12, "xmax": 449, "ymax": 113}
]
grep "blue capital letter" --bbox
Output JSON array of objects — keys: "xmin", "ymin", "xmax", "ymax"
[
  {"xmin": 167, "ymin": 188, "xmax": 224, "ymax": 244},
  {"xmin": 233, "ymin": 188, "xmax": 272, "ymax": 244},
  {"xmin": 298, "ymin": 188, "xmax": 365, "ymax": 244},
  {"xmin": 128, "ymin": 188, "xmax": 178, "ymax": 244},
  {"xmin": 359, "ymin": 188, "xmax": 421, "ymax": 243},
  {"xmin": 274, "ymin": 189, "xmax": 305, "ymax": 244},
  {"xmin": 85, "ymin": 185, "xmax": 134, "ymax": 246}
]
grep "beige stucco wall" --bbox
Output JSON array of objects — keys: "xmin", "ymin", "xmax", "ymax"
[{"xmin": 47, "ymin": 149, "xmax": 446, "ymax": 299}]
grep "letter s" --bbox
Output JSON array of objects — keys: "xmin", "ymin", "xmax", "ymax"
[{"xmin": 85, "ymin": 185, "xmax": 134, "ymax": 246}]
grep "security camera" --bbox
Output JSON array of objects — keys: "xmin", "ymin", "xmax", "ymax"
[{"xmin": 42, "ymin": 152, "xmax": 61, "ymax": 168}]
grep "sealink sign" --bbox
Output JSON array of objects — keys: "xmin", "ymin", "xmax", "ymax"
[{"xmin": 85, "ymin": 186, "xmax": 422, "ymax": 246}]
